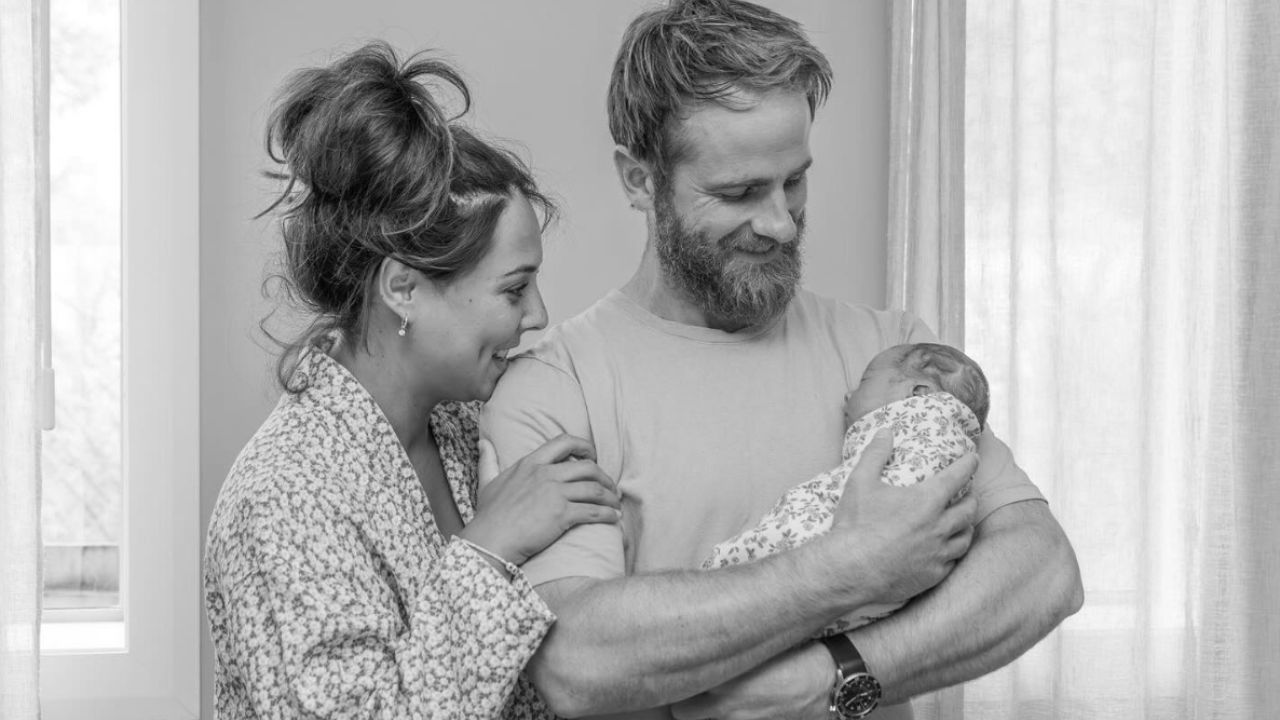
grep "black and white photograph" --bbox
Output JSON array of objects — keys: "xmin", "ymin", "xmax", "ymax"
[{"xmin": 2, "ymin": 1, "xmax": 1277, "ymax": 719}]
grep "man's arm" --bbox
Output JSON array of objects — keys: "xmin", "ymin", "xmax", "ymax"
[
  {"xmin": 853, "ymin": 497, "xmax": 1082, "ymax": 701},
  {"xmin": 855, "ymin": 316, "xmax": 1084, "ymax": 698},
  {"xmin": 671, "ymin": 460, "xmax": 1083, "ymax": 719},
  {"xmin": 520, "ymin": 438, "xmax": 979, "ymax": 718},
  {"xmin": 527, "ymin": 546, "xmax": 881, "ymax": 717},
  {"xmin": 676, "ymin": 317, "xmax": 1082, "ymax": 719},
  {"xmin": 481, "ymin": 356, "xmax": 979, "ymax": 717}
]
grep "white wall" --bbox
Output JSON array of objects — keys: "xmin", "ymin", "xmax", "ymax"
[{"xmin": 199, "ymin": 1, "xmax": 889, "ymax": 715}]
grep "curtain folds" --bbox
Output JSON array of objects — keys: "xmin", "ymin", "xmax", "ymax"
[
  {"xmin": 888, "ymin": 0, "xmax": 1280, "ymax": 718},
  {"xmin": 884, "ymin": 1, "xmax": 968, "ymax": 717},
  {"xmin": 886, "ymin": 0, "xmax": 967, "ymax": 348},
  {"xmin": 0, "ymin": 0, "xmax": 47, "ymax": 718},
  {"xmin": 1207, "ymin": 2, "xmax": 1280, "ymax": 712}
]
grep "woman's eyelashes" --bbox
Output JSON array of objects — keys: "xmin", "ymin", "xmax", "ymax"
[{"xmin": 503, "ymin": 282, "xmax": 528, "ymax": 303}]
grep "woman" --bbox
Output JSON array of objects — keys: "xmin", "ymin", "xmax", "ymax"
[{"xmin": 203, "ymin": 43, "xmax": 619, "ymax": 719}]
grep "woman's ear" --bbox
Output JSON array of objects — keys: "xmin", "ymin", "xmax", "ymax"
[
  {"xmin": 376, "ymin": 257, "xmax": 421, "ymax": 319},
  {"xmin": 614, "ymin": 146, "xmax": 658, "ymax": 212}
]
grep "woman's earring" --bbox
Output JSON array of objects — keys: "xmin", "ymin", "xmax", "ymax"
[{"xmin": 398, "ymin": 313, "xmax": 409, "ymax": 337}]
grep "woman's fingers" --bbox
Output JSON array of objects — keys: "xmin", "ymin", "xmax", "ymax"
[
  {"xmin": 543, "ymin": 458, "xmax": 616, "ymax": 491},
  {"xmin": 559, "ymin": 475, "xmax": 622, "ymax": 508},
  {"xmin": 478, "ymin": 438, "xmax": 500, "ymax": 483},
  {"xmin": 564, "ymin": 501, "xmax": 622, "ymax": 526},
  {"xmin": 527, "ymin": 433, "xmax": 596, "ymax": 466}
]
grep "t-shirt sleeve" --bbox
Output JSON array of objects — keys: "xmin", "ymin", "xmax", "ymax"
[
  {"xmin": 479, "ymin": 354, "xmax": 626, "ymax": 587},
  {"xmin": 899, "ymin": 314, "xmax": 1046, "ymax": 522}
]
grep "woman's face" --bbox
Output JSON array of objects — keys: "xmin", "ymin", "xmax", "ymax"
[{"xmin": 415, "ymin": 192, "xmax": 548, "ymax": 402}]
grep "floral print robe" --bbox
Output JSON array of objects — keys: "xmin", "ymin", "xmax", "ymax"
[{"xmin": 204, "ymin": 350, "xmax": 556, "ymax": 719}]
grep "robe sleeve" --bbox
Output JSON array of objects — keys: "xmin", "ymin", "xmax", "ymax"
[{"xmin": 207, "ymin": 491, "xmax": 555, "ymax": 719}]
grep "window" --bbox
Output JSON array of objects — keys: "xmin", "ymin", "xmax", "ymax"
[
  {"xmin": 38, "ymin": 0, "xmax": 199, "ymax": 717},
  {"xmin": 956, "ymin": 1, "xmax": 1256, "ymax": 714},
  {"xmin": 41, "ymin": 0, "xmax": 124, "ymax": 651}
]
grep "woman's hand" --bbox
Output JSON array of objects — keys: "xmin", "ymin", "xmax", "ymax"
[{"xmin": 463, "ymin": 434, "xmax": 621, "ymax": 566}]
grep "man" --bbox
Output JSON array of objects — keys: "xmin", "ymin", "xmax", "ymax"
[{"xmin": 481, "ymin": 1, "xmax": 1083, "ymax": 718}]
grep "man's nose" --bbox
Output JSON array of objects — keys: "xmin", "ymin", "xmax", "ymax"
[{"xmin": 750, "ymin": 189, "xmax": 798, "ymax": 244}]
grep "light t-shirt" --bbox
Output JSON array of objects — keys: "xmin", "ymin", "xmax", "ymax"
[{"xmin": 480, "ymin": 288, "xmax": 1044, "ymax": 720}]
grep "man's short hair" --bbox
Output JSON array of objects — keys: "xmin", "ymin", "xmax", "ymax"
[
  {"xmin": 607, "ymin": 0, "xmax": 833, "ymax": 183},
  {"xmin": 896, "ymin": 343, "xmax": 991, "ymax": 430}
]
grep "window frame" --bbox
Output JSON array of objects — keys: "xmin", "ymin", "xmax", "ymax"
[{"xmin": 38, "ymin": 0, "xmax": 200, "ymax": 716}]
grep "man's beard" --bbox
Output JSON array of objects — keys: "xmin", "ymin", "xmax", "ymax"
[{"xmin": 653, "ymin": 189, "xmax": 804, "ymax": 329}]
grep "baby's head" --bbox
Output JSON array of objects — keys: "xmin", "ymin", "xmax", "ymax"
[{"xmin": 844, "ymin": 343, "xmax": 990, "ymax": 430}]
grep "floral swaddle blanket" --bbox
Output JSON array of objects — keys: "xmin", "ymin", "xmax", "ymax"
[{"xmin": 701, "ymin": 392, "xmax": 982, "ymax": 636}]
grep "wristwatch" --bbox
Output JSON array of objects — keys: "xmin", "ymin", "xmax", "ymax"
[{"xmin": 819, "ymin": 634, "xmax": 882, "ymax": 719}]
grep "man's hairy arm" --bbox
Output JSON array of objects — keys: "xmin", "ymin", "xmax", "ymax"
[
  {"xmin": 849, "ymin": 319, "xmax": 1085, "ymax": 699},
  {"xmin": 670, "ymin": 499, "xmax": 1082, "ymax": 720},
  {"xmin": 480, "ymin": 354, "xmax": 979, "ymax": 716},
  {"xmin": 671, "ymin": 424, "xmax": 1084, "ymax": 720},
  {"xmin": 518, "ymin": 435, "xmax": 977, "ymax": 717},
  {"xmin": 853, "ymin": 498, "xmax": 1083, "ymax": 702},
  {"xmin": 528, "ymin": 544, "xmax": 875, "ymax": 717}
]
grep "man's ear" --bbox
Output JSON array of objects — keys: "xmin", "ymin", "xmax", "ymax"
[{"xmin": 613, "ymin": 145, "xmax": 658, "ymax": 211}]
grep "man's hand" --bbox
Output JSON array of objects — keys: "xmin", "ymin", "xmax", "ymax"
[
  {"xmin": 670, "ymin": 642, "xmax": 832, "ymax": 720},
  {"xmin": 828, "ymin": 429, "xmax": 979, "ymax": 605}
]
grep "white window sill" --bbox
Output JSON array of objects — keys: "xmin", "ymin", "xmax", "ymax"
[
  {"xmin": 42, "ymin": 697, "xmax": 196, "ymax": 720},
  {"xmin": 41, "ymin": 620, "xmax": 125, "ymax": 654}
]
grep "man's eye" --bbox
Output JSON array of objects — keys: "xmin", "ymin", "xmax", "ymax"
[
  {"xmin": 720, "ymin": 187, "xmax": 753, "ymax": 201},
  {"xmin": 785, "ymin": 173, "xmax": 806, "ymax": 187}
]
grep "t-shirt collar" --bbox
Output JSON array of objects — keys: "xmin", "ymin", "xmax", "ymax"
[{"xmin": 604, "ymin": 288, "xmax": 787, "ymax": 343}]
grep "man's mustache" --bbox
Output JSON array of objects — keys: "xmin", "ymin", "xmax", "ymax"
[
  {"xmin": 717, "ymin": 213, "xmax": 805, "ymax": 255},
  {"xmin": 720, "ymin": 231, "xmax": 800, "ymax": 256}
]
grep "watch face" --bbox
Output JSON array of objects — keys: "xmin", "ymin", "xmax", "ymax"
[{"xmin": 834, "ymin": 673, "xmax": 882, "ymax": 718}]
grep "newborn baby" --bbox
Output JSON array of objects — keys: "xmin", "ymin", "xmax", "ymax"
[{"xmin": 702, "ymin": 342, "xmax": 989, "ymax": 635}]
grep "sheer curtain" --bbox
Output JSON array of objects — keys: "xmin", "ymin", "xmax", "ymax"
[
  {"xmin": 0, "ymin": 0, "xmax": 47, "ymax": 718},
  {"xmin": 891, "ymin": 0, "xmax": 1280, "ymax": 718},
  {"xmin": 886, "ymin": 0, "xmax": 967, "ymax": 348}
]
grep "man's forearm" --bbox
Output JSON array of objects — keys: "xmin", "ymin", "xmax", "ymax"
[
  {"xmin": 849, "ymin": 499, "xmax": 1084, "ymax": 703},
  {"xmin": 528, "ymin": 535, "xmax": 883, "ymax": 717}
]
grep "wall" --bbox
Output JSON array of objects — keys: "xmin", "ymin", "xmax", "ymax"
[{"xmin": 199, "ymin": 1, "xmax": 889, "ymax": 715}]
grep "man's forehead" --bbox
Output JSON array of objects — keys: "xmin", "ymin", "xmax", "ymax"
[{"xmin": 671, "ymin": 88, "xmax": 813, "ymax": 182}]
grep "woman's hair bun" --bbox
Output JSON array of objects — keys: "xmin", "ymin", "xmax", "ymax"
[
  {"xmin": 264, "ymin": 41, "xmax": 469, "ymax": 234},
  {"xmin": 259, "ymin": 41, "xmax": 556, "ymax": 393}
]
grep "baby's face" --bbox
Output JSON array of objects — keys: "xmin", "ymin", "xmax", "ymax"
[{"xmin": 843, "ymin": 351, "xmax": 919, "ymax": 428}]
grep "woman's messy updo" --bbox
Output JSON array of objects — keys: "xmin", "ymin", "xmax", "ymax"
[{"xmin": 260, "ymin": 41, "xmax": 555, "ymax": 390}]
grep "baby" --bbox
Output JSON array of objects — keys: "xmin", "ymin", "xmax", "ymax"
[{"xmin": 702, "ymin": 342, "xmax": 989, "ymax": 635}]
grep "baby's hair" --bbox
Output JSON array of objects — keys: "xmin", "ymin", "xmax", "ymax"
[{"xmin": 894, "ymin": 343, "xmax": 990, "ymax": 430}]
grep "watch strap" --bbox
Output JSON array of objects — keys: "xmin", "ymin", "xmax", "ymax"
[{"xmin": 820, "ymin": 634, "xmax": 869, "ymax": 680}]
